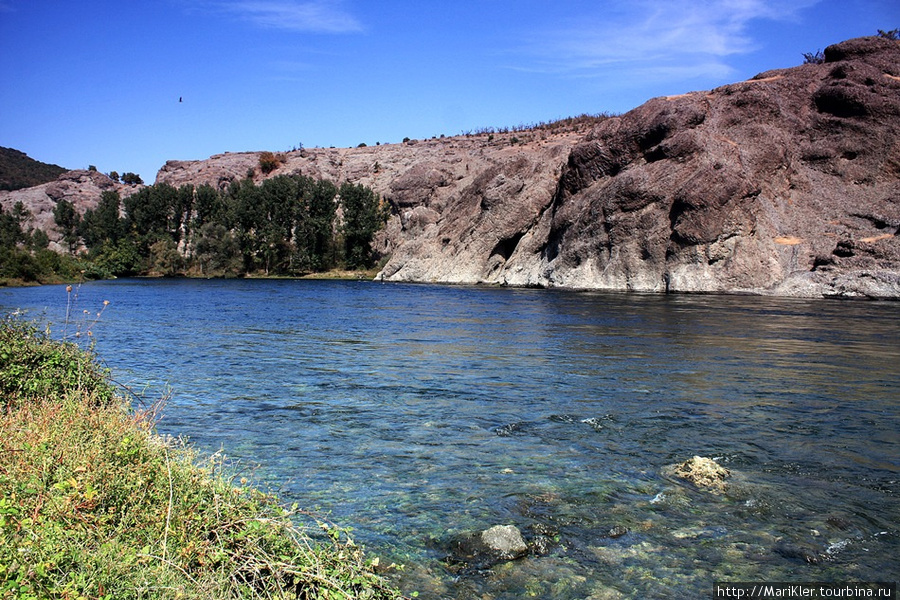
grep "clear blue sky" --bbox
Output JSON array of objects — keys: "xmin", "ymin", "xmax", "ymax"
[{"xmin": 1, "ymin": 0, "xmax": 897, "ymax": 182}]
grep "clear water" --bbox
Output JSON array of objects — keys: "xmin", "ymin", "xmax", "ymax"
[{"xmin": 3, "ymin": 279, "xmax": 899, "ymax": 598}]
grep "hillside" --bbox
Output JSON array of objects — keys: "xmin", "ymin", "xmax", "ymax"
[
  {"xmin": 0, "ymin": 147, "xmax": 67, "ymax": 191},
  {"xmin": 155, "ymin": 36, "xmax": 900, "ymax": 297},
  {"xmin": 0, "ymin": 169, "xmax": 141, "ymax": 253},
  {"xmin": 5, "ymin": 36, "xmax": 900, "ymax": 297}
]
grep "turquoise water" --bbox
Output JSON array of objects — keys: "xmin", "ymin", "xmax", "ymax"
[{"xmin": 3, "ymin": 279, "xmax": 898, "ymax": 598}]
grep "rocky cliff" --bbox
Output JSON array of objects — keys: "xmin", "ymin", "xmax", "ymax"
[
  {"xmin": 0, "ymin": 170, "xmax": 140, "ymax": 252},
  {"xmin": 154, "ymin": 36, "xmax": 900, "ymax": 298},
  {"xmin": 8, "ymin": 36, "xmax": 898, "ymax": 297},
  {"xmin": 524, "ymin": 36, "xmax": 900, "ymax": 297}
]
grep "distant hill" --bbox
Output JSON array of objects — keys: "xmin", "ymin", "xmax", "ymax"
[
  {"xmin": 0, "ymin": 147, "xmax": 68, "ymax": 191},
  {"xmin": 154, "ymin": 37, "xmax": 900, "ymax": 298}
]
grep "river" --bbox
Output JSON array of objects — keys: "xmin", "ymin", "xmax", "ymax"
[{"xmin": 2, "ymin": 279, "xmax": 898, "ymax": 598}]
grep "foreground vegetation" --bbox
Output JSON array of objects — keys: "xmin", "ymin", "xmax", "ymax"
[{"xmin": 0, "ymin": 317, "xmax": 404, "ymax": 599}]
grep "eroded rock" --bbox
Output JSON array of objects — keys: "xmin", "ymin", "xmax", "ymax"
[
  {"xmin": 9, "ymin": 36, "xmax": 898, "ymax": 298},
  {"xmin": 667, "ymin": 456, "xmax": 731, "ymax": 493}
]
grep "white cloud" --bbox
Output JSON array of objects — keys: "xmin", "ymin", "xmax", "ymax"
[
  {"xmin": 213, "ymin": 0, "xmax": 363, "ymax": 33},
  {"xmin": 519, "ymin": 0, "xmax": 819, "ymax": 81}
]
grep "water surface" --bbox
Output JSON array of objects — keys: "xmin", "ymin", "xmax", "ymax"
[{"xmin": 3, "ymin": 279, "xmax": 898, "ymax": 598}]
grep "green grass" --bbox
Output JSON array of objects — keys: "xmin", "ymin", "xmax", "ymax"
[{"xmin": 0, "ymin": 318, "xmax": 404, "ymax": 600}]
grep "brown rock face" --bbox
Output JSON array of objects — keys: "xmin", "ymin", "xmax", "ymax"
[
  {"xmin": 15, "ymin": 36, "xmax": 895, "ymax": 297},
  {"xmin": 505, "ymin": 35, "xmax": 900, "ymax": 296},
  {"xmin": 373, "ymin": 36, "xmax": 900, "ymax": 296}
]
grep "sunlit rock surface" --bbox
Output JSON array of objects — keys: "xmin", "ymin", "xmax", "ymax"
[{"xmin": 10, "ymin": 36, "xmax": 897, "ymax": 297}]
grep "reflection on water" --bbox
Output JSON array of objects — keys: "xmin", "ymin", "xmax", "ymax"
[{"xmin": 3, "ymin": 279, "xmax": 899, "ymax": 598}]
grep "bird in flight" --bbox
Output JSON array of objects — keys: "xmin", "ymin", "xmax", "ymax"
[{"xmin": 179, "ymin": 96, "xmax": 183, "ymax": 103}]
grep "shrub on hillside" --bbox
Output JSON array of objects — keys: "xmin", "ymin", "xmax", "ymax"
[{"xmin": 258, "ymin": 151, "xmax": 285, "ymax": 174}]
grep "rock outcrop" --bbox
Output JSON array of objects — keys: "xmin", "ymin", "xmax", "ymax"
[
  {"xmin": 8, "ymin": 36, "xmax": 898, "ymax": 297},
  {"xmin": 152, "ymin": 36, "xmax": 900, "ymax": 297},
  {"xmin": 665, "ymin": 456, "xmax": 731, "ymax": 494},
  {"xmin": 0, "ymin": 170, "xmax": 140, "ymax": 252},
  {"xmin": 527, "ymin": 36, "xmax": 900, "ymax": 297}
]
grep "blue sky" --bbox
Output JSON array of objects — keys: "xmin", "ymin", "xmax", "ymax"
[{"xmin": 1, "ymin": 0, "xmax": 897, "ymax": 182}]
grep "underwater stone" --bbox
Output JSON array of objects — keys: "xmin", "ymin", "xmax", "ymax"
[
  {"xmin": 608, "ymin": 525, "xmax": 629, "ymax": 538},
  {"xmin": 481, "ymin": 525, "xmax": 529, "ymax": 560},
  {"xmin": 446, "ymin": 524, "xmax": 530, "ymax": 570},
  {"xmin": 669, "ymin": 456, "xmax": 730, "ymax": 493}
]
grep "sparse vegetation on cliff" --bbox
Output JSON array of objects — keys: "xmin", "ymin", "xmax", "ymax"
[
  {"xmin": 460, "ymin": 113, "xmax": 615, "ymax": 138},
  {"xmin": 258, "ymin": 151, "xmax": 286, "ymax": 175},
  {"xmin": 0, "ymin": 317, "xmax": 403, "ymax": 599}
]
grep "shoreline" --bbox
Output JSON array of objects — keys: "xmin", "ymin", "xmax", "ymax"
[{"xmin": 0, "ymin": 318, "xmax": 404, "ymax": 599}]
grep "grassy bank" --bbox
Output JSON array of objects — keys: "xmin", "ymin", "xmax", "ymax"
[{"xmin": 0, "ymin": 318, "xmax": 404, "ymax": 600}]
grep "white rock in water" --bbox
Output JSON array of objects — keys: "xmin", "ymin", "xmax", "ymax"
[{"xmin": 480, "ymin": 525, "xmax": 528, "ymax": 559}]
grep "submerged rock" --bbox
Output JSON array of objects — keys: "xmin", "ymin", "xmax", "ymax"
[
  {"xmin": 481, "ymin": 525, "xmax": 529, "ymax": 559},
  {"xmin": 773, "ymin": 539, "xmax": 826, "ymax": 564},
  {"xmin": 446, "ymin": 524, "xmax": 529, "ymax": 570},
  {"xmin": 607, "ymin": 525, "xmax": 629, "ymax": 539},
  {"xmin": 666, "ymin": 456, "xmax": 731, "ymax": 493}
]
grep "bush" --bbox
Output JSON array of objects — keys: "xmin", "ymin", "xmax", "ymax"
[
  {"xmin": 258, "ymin": 151, "xmax": 284, "ymax": 175},
  {"xmin": 0, "ymin": 317, "xmax": 403, "ymax": 599},
  {"xmin": 802, "ymin": 50, "xmax": 825, "ymax": 64},
  {"xmin": 0, "ymin": 318, "xmax": 115, "ymax": 409},
  {"xmin": 121, "ymin": 172, "xmax": 144, "ymax": 185}
]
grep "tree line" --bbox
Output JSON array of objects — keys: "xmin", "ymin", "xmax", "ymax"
[
  {"xmin": 52, "ymin": 173, "xmax": 389, "ymax": 279},
  {"xmin": 1, "ymin": 201, "xmax": 80, "ymax": 284}
]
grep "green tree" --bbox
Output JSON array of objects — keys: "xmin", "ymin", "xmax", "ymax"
[
  {"xmin": 193, "ymin": 222, "xmax": 242, "ymax": 276},
  {"xmin": 339, "ymin": 182, "xmax": 388, "ymax": 269},
  {"xmin": 52, "ymin": 199, "xmax": 81, "ymax": 254},
  {"xmin": 192, "ymin": 183, "xmax": 223, "ymax": 228},
  {"xmin": 224, "ymin": 178, "xmax": 265, "ymax": 272},
  {"xmin": 0, "ymin": 248, "xmax": 38, "ymax": 281},
  {"xmin": 149, "ymin": 238, "xmax": 184, "ymax": 276},
  {"xmin": 294, "ymin": 178, "xmax": 337, "ymax": 272},
  {"xmin": 123, "ymin": 183, "xmax": 179, "ymax": 246},
  {"xmin": 120, "ymin": 172, "xmax": 143, "ymax": 185},
  {"xmin": 254, "ymin": 176, "xmax": 292, "ymax": 273},
  {"xmin": 80, "ymin": 190, "xmax": 123, "ymax": 248},
  {"xmin": 92, "ymin": 237, "xmax": 143, "ymax": 277},
  {"xmin": 29, "ymin": 228, "xmax": 50, "ymax": 250},
  {"xmin": 0, "ymin": 204, "xmax": 25, "ymax": 249}
]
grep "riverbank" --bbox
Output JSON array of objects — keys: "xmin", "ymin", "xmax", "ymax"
[
  {"xmin": 0, "ymin": 265, "xmax": 384, "ymax": 288},
  {"xmin": 0, "ymin": 317, "xmax": 403, "ymax": 599}
]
